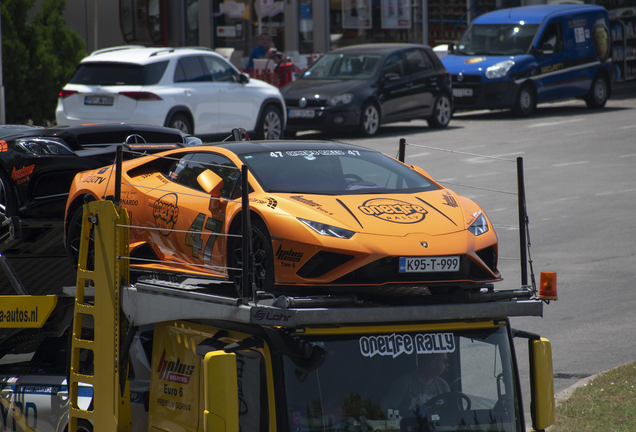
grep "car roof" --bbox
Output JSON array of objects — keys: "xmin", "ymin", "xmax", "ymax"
[
  {"xmin": 474, "ymin": 4, "xmax": 606, "ymax": 25},
  {"xmin": 81, "ymin": 46, "xmax": 223, "ymax": 65},
  {"xmin": 211, "ymin": 140, "xmax": 376, "ymax": 156},
  {"xmin": 329, "ymin": 43, "xmax": 432, "ymax": 55}
]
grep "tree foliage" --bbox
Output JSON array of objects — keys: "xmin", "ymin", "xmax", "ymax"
[{"xmin": 1, "ymin": 0, "xmax": 84, "ymax": 125}]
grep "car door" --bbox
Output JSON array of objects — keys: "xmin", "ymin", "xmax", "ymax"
[
  {"xmin": 144, "ymin": 151, "xmax": 241, "ymax": 275},
  {"xmin": 200, "ymin": 55, "xmax": 256, "ymax": 132},
  {"xmin": 173, "ymin": 56, "xmax": 220, "ymax": 134},
  {"xmin": 401, "ymin": 48, "xmax": 439, "ymax": 118},
  {"xmin": 533, "ymin": 20, "xmax": 577, "ymax": 101},
  {"xmin": 379, "ymin": 51, "xmax": 419, "ymax": 122}
]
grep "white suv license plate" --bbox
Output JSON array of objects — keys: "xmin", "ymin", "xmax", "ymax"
[
  {"xmin": 399, "ymin": 256, "xmax": 460, "ymax": 273},
  {"xmin": 453, "ymin": 88, "xmax": 473, "ymax": 97},
  {"xmin": 289, "ymin": 109, "xmax": 315, "ymax": 118},
  {"xmin": 85, "ymin": 96, "xmax": 114, "ymax": 106}
]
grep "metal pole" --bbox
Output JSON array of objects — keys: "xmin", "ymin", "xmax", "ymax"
[
  {"xmin": 241, "ymin": 165, "xmax": 251, "ymax": 304},
  {"xmin": 517, "ymin": 157, "xmax": 528, "ymax": 287},
  {"xmin": 0, "ymin": 253, "xmax": 28, "ymax": 295},
  {"xmin": 398, "ymin": 138, "xmax": 406, "ymax": 162},
  {"xmin": 0, "ymin": 2, "xmax": 6, "ymax": 124},
  {"xmin": 114, "ymin": 145, "xmax": 123, "ymax": 206}
]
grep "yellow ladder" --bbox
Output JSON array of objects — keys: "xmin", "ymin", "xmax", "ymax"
[{"xmin": 68, "ymin": 200, "xmax": 132, "ymax": 432}]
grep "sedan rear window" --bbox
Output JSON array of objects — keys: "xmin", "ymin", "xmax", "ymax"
[
  {"xmin": 303, "ymin": 54, "xmax": 382, "ymax": 80},
  {"xmin": 69, "ymin": 61, "xmax": 169, "ymax": 86},
  {"xmin": 241, "ymin": 149, "xmax": 439, "ymax": 194}
]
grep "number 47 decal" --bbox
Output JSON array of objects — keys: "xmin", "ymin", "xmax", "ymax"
[{"xmin": 185, "ymin": 213, "xmax": 224, "ymax": 261}]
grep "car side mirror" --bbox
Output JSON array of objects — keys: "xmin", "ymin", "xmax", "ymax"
[
  {"xmin": 239, "ymin": 73, "xmax": 250, "ymax": 84},
  {"xmin": 448, "ymin": 42, "xmax": 456, "ymax": 54},
  {"xmin": 383, "ymin": 72, "xmax": 400, "ymax": 82},
  {"xmin": 540, "ymin": 43, "xmax": 554, "ymax": 56},
  {"xmin": 197, "ymin": 169, "xmax": 224, "ymax": 211}
]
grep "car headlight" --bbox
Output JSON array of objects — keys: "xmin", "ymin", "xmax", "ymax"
[
  {"xmin": 468, "ymin": 213, "xmax": 489, "ymax": 236},
  {"xmin": 12, "ymin": 138, "xmax": 74, "ymax": 155},
  {"xmin": 485, "ymin": 60, "xmax": 515, "ymax": 79},
  {"xmin": 327, "ymin": 93, "xmax": 354, "ymax": 106},
  {"xmin": 298, "ymin": 218, "xmax": 355, "ymax": 239}
]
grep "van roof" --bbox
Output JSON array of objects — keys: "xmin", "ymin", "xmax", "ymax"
[{"xmin": 473, "ymin": 4, "xmax": 607, "ymax": 25}]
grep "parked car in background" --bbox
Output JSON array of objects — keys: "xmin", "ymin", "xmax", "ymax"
[
  {"xmin": 442, "ymin": 4, "xmax": 612, "ymax": 116},
  {"xmin": 56, "ymin": 46, "xmax": 286, "ymax": 140},
  {"xmin": 281, "ymin": 43, "xmax": 453, "ymax": 137}
]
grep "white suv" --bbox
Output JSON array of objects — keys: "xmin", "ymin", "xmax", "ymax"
[{"xmin": 56, "ymin": 46, "xmax": 286, "ymax": 140}]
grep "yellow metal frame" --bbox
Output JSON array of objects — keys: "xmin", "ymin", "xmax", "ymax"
[{"xmin": 68, "ymin": 200, "xmax": 132, "ymax": 432}]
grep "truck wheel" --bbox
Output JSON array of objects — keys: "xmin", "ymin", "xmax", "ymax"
[
  {"xmin": 228, "ymin": 219, "xmax": 275, "ymax": 296},
  {"xmin": 168, "ymin": 113, "xmax": 193, "ymax": 135},
  {"xmin": 66, "ymin": 202, "xmax": 95, "ymax": 272},
  {"xmin": 256, "ymin": 105, "xmax": 283, "ymax": 140},
  {"xmin": 359, "ymin": 103, "xmax": 380, "ymax": 136},
  {"xmin": 427, "ymin": 94, "xmax": 452, "ymax": 128},
  {"xmin": 0, "ymin": 169, "xmax": 17, "ymax": 218},
  {"xmin": 512, "ymin": 83, "xmax": 536, "ymax": 117},
  {"xmin": 585, "ymin": 75, "xmax": 608, "ymax": 108}
]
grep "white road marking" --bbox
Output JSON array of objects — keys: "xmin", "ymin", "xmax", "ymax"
[
  {"xmin": 553, "ymin": 161, "xmax": 590, "ymax": 167},
  {"xmin": 408, "ymin": 151, "xmax": 431, "ymax": 158},
  {"xmin": 527, "ymin": 118, "xmax": 583, "ymax": 128},
  {"xmin": 545, "ymin": 196, "xmax": 579, "ymax": 204},
  {"xmin": 619, "ymin": 154, "xmax": 636, "ymax": 158},
  {"xmin": 563, "ymin": 131, "xmax": 590, "ymax": 137},
  {"xmin": 466, "ymin": 172, "xmax": 500, "ymax": 178},
  {"xmin": 620, "ymin": 125, "xmax": 636, "ymax": 129}
]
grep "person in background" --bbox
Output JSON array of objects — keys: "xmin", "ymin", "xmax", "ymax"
[{"xmin": 247, "ymin": 33, "xmax": 273, "ymax": 71}]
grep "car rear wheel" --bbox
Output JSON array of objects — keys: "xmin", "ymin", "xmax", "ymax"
[
  {"xmin": 585, "ymin": 74, "xmax": 608, "ymax": 108},
  {"xmin": 512, "ymin": 83, "xmax": 536, "ymax": 117},
  {"xmin": 0, "ymin": 169, "xmax": 17, "ymax": 217},
  {"xmin": 168, "ymin": 113, "xmax": 193, "ymax": 135},
  {"xmin": 427, "ymin": 94, "xmax": 452, "ymax": 128},
  {"xmin": 359, "ymin": 103, "xmax": 380, "ymax": 136},
  {"xmin": 256, "ymin": 105, "xmax": 283, "ymax": 140},
  {"xmin": 228, "ymin": 219, "xmax": 275, "ymax": 297},
  {"xmin": 66, "ymin": 202, "xmax": 95, "ymax": 272}
]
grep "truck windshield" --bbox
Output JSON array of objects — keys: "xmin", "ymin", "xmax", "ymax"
[
  {"xmin": 282, "ymin": 326, "xmax": 522, "ymax": 432},
  {"xmin": 457, "ymin": 24, "xmax": 539, "ymax": 56}
]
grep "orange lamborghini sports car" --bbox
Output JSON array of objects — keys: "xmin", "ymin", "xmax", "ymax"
[{"xmin": 64, "ymin": 140, "xmax": 501, "ymax": 294}]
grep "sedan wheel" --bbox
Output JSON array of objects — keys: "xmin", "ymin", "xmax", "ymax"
[
  {"xmin": 427, "ymin": 94, "xmax": 452, "ymax": 128},
  {"xmin": 359, "ymin": 103, "xmax": 380, "ymax": 136}
]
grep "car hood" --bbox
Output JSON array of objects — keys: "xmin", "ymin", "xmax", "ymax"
[
  {"xmin": 442, "ymin": 54, "xmax": 534, "ymax": 75},
  {"xmin": 269, "ymin": 189, "xmax": 471, "ymax": 236},
  {"xmin": 281, "ymin": 78, "xmax": 368, "ymax": 99}
]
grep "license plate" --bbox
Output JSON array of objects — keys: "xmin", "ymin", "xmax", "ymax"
[
  {"xmin": 288, "ymin": 109, "xmax": 315, "ymax": 118},
  {"xmin": 84, "ymin": 96, "xmax": 114, "ymax": 106},
  {"xmin": 453, "ymin": 88, "xmax": 473, "ymax": 97},
  {"xmin": 399, "ymin": 256, "xmax": 460, "ymax": 273}
]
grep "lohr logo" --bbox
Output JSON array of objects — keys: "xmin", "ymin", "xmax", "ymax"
[
  {"xmin": 358, "ymin": 198, "xmax": 427, "ymax": 224},
  {"xmin": 151, "ymin": 193, "xmax": 179, "ymax": 236},
  {"xmin": 156, "ymin": 349, "xmax": 195, "ymax": 384}
]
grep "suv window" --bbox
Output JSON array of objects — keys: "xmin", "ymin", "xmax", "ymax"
[
  {"xmin": 201, "ymin": 56, "xmax": 238, "ymax": 83},
  {"xmin": 70, "ymin": 61, "xmax": 169, "ymax": 86},
  {"xmin": 174, "ymin": 56, "xmax": 208, "ymax": 83}
]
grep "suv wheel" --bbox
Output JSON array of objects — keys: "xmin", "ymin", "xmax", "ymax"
[
  {"xmin": 168, "ymin": 113, "xmax": 193, "ymax": 135},
  {"xmin": 256, "ymin": 105, "xmax": 283, "ymax": 140}
]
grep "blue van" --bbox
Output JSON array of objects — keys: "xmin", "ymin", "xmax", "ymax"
[{"xmin": 442, "ymin": 4, "xmax": 611, "ymax": 115}]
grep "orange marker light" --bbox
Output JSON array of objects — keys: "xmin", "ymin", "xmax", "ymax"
[{"xmin": 539, "ymin": 272, "xmax": 557, "ymax": 300}]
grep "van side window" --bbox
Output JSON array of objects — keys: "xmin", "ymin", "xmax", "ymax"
[{"xmin": 539, "ymin": 23, "xmax": 564, "ymax": 54}]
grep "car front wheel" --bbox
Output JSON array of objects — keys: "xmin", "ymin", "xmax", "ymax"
[
  {"xmin": 256, "ymin": 105, "xmax": 283, "ymax": 140},
  {"xmin": 585, "ymin": 75, "xmax": 608, "ymax": 108},
  {"xmin": 512, "ymin": 83, "xmax": 536, "ymax": 117},
  {"xmin": 427, "ymin": 94, "xmax": 452, "ymax": 128},
  {"xmin": 66, "ymin": 201, "xmax": 96, "ymax": 272},
  {"xmin": 228, "ymin": 219, "xmax": 275, "ymax": 297},
  {"xmin": 359, "ymin": 103, "xmax": 380, "ymax": 136},
  {"xmin": 0, "ymin": 169, "xmax": 16, "ymax": 218}
]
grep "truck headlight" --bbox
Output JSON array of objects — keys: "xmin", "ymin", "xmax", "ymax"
[
  {"xmin": 327, "ymin": 93, "xmax": 354, "ymax": 106},
  {"xmin": 298, "ymin": 218, "xmax": 355, "ymax": 239},
  {"xmin": 468, "ymin": 213, "xmax": 489, "ymax": 236},
  {"xmin": 485, "ymin": 60, "xmax": 515, "ymax": 79}
]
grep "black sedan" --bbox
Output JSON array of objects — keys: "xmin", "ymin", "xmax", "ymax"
[
  {"xmin": 281, "ymin": 43, "xmax": 453, "ymax": 136},
  {"xmin": 0, "ymin": 123, "xmax": 198, "ymax": 255}
]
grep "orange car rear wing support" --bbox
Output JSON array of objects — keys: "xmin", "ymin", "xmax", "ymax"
[
  {"xmin": 114, "ymin": 144, "xmax": 123, "ymax": 206},
  {"xmin": 241, "ymin": 164, "xmax": 253, "ymax": 305},
  {"xmin": 516, "ymin": 157, "xmax": 529, "ymax": 289}
]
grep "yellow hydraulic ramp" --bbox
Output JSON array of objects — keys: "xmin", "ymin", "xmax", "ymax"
[{"xmin": 69, "ymin": 200, "xmax": 132, "ymax": 432}]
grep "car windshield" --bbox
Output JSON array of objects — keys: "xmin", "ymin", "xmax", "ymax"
[
  {"xmin": 240, "ymin": 149, "xmax": 439, "ymax": 194},
  {"xmin": 69, "ymin": 61, "xmax": 169, "ymax": 86},
  {"xmin": 302, "ymin": 54, "xmax": 382, "ymax": 80},
  {"xmin": 456, "ymin": 24, "xmax": 540, "ymax": 56},
  {"xmin": 283, "ymin": 327, "xmax": 522, "ymax": 432}
]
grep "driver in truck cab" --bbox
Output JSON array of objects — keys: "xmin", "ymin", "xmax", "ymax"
[{"xmin": 381, "ymin": 353, "xmax": 451, "ymax": 417}]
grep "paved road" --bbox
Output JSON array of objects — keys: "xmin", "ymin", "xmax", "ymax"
[{"xmin": 298, "ymin": 94, "xmax": 636, "ymax": 424}]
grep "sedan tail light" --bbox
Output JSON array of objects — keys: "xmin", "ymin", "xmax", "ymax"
[
  {"xmin": 119, "ymin": 91, "xmax": 163, "ymax": 101},
  {"xmin": 59, "ymin": 89, "xmax": 78, "ymax": 98}
]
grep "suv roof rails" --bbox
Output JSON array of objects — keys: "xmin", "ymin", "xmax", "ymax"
[
  {"xmin": 147, "ymin": 46, "xmax": 215, "ymax": 58},
  {"xmin": 89, "ymin": 45, "xmax": 147, "ymax": 57}
]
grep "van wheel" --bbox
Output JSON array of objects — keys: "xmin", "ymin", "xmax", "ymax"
[
  {"xmin": 427, "ymin": 94, "xmax": 452, "ymax": 128},
  {"xmin": 168, "ymin": 113, "xmax": 193, "ymax": 135},
  {"xmin": 585, "ymin": 75, "xmax": 608, "ymax": 108},
  {"xmin": 513, "ymin": 83, "xmax": 536, "ymax": 116}
]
